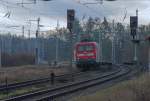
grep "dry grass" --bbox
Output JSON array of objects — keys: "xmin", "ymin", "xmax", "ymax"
[
  {"xmin": 0, "ymin": 86, "xmax": 38, "ymax": 100},
  {"xmin": 0, "ymin": 65, "xmax": 70, "ymax": 84},
  {"xmin": 73, "ymin": 73, "xmax": 150, "ymax": 101}
]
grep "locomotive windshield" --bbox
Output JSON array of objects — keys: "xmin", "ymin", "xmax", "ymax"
[{"xmin": 78, "ymin": 45, "xmax": 94, "ymax": 52}]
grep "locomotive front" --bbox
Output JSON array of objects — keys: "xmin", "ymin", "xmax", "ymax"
[{"xmin": 75, "ymin": 42, "xmax": 99, "ymax": 71}]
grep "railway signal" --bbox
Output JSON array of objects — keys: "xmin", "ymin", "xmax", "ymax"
[
  {"xmin": 130, "ymin": 9, "xmax": 139, "ymax": 64},
  {"xmin": 67, "ymin": 9, "xmax": 75, "ymax": 69},
  {"xmin": 130, "ymin": 16, "xmax": 138, "ymax": 39},
  {"xmin": 67, "ymin": 9, "xmax": 75, "ymax": 31}
]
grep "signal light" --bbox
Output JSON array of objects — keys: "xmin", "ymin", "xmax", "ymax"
[
  {"xmin": 130, "ymin": 16, "xmax": 138, "ymax": 29},
  {"xmin": 67, "ymin": 9, "xmax": 75, "ymax": 31},
  {"xmin": 130, "ymin": 16, "xmax": 138, "ymax": 39}
]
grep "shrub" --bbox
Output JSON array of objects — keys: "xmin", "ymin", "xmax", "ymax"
[{"xmin": 1, "ymin": 53, "xmax": 35, "ymax": 67}]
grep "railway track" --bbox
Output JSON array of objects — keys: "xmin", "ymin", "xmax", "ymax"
[
  {"xmin": 0, "ymin": 71, "xmax": 92, "ymax": 92},
  {"xmin": 0, "ymin": 71, "xmax": 107, "ymax": 92},
  {"xmin": 0, "ymin": 62, "xmax": 114, "ymax": 92},
  {"xmin": 3, "ymin": 66, "xmax": 130, "ymax": 101}
]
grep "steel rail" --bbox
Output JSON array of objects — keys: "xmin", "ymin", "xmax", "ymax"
[
  {"xmin": 38, "ymin": 67, "xmax": 130, "ymax": 101},
  {"xmin": 0, "ymin": 69, "xmax": 106, "ymax": 92},
  {"xmin": 0, "ymin": 71, "xmax": 83, "ymax": 92},
  {"xmin": 3, "ymin": 66, "xmax": 124, "ymax": 101},
  {"xmin": 0, "ymin": 62, "xmax": 113, "ymax": 92}
]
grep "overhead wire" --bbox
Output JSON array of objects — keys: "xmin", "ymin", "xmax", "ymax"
[
  {"xmin": 74, "ymin": 0, "xmax": 105, "ymax": 18},
  {"xmin": 0, "ymin": 0, "xmax": 102, "ymax": 31},
  {"xmin": 0, "ymin": 1, "xmax": 42, "ymax": 33},
  {"xmin": 0, "ymin": 0, "xmax": 64, "ymax": 19},
  {"xmin": 0, "ymin": 0, "xmax": 22, "ymax": 28},
  {"xmin": 0, "ymin": 0, "xmax": 65, "ymax": 32}
]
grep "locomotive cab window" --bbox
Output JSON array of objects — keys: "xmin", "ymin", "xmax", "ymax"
[{"xmin": 78, "ymin": 45, "xmax": 94, "ymax": 52}]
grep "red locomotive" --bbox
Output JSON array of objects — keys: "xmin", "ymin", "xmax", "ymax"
[{"xmin": 74, "ymin": 41, "xmax": 100, "ymax": 71}]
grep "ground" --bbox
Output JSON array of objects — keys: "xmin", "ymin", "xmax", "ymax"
[
  {"xmin": 72, "ymin": 73, "xmax": 150, "ymax": 101},
  {"xmin": 0, "ymin": 65, "xmax": 73, "ymax": 84}
]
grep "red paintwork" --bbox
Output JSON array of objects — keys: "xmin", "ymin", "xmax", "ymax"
[
  {"xmin": 75, "ymin": 42, "xmax": 97, "ymax": 60},
  {"xmin": 146, "ymin": 36, "xmax": 150, "ymax": 41}
]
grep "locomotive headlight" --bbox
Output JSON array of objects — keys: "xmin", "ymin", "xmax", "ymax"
[
  {"xmin": 78, "ymin": 54, "xmax": 84, "ymax": 57},
  {"xmin": 87, "ymin": 53, "xmax": 94, "ymax": 56},
  {"xmin": 77, "ymin": 53, "xmax": 95, "ymax": 57}
]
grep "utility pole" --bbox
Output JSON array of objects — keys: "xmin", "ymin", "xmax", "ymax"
[
  {"xmin": 112, "ymin": 20, "xmax": 116, "ymax": 64},
  {"xmin": 134, "ymin": 9, "xmax": 139, "ymax": 63},
  {"xmin": 70, "ymin": 30, "xmax": 73, "ymax": 68},
  {"xmin": 29, "ymin": 17, "xmax": 40, "ymax": 64},
  {"xmin": 67, "ymin": 9, "xmax": 75, "ymax": 69},
  {"xmin": 55, "ymin": 20, "xmax": 59, "ymax": 65},
  {"xmin": 28, "ymin": 21, "xmax": 31, "ymax": 39},
  {"xmin": 21, "ymin": 25, "xmax": 25, "ymax": 53},
  {"xmin": 22, "ymin": 25, "xmax": 25, "ymax": 37},
  {"xmin": 28, "ymin": 30, "xmax": 30, "ymax": 38},
  {"xmin": 27, "ymin": 29, "xmax": 31, "ymax": 53},
  {"xmin": 21, "ymin": 0, "xmax": 24, "ymax": 7},
  {"xmin": 136, "ymin": 9, "xmax": 139, "ymax": 38},
  {"xmin": 99, "ymin": 25, "xmax": 103, "ymax": 63},
  {"xmin": 36, "ymin": 18, "xmax": 40, "ymax": 38},
  {"xmin": 36, "ymin": 17, "xmax": 40, "ymax": 65},
  {"xmin": 130, "ymin": 9, "xmax": 139, "ymax": 64}
]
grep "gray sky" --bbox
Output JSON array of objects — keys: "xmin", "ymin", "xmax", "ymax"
[{"xmin": 0, "ymin": 0, "xmax": 150, "ymax": 35}]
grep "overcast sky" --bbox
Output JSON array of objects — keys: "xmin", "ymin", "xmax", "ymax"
[{"xmin": 0, "ymin": 0, "xmax": 150, "ymax": 35}]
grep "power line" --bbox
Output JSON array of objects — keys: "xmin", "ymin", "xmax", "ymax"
[
  {"xmin": 0, "ymin": 0, "xmax": 65, "ymax": 25},
  {"xmin": 74, "ymin": 0, "xmax": 110, "ymax": 18},
  {"xmin": 75, "ymin": 0, "xmax": 103, "ymax": 5},
  {"xmin": 0, "ymin": 0, "xmax": 61, "ymax": 16}
]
